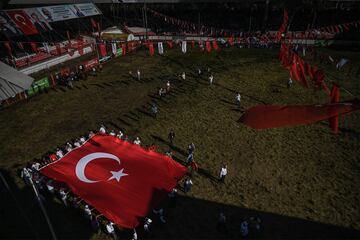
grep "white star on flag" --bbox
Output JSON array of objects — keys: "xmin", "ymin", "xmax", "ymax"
[{"xmin": 108, "ymin": 169, "xmax": 128, "ymax": 182}]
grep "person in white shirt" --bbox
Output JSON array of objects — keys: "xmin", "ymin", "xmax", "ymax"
[
  {"xmin": 166, "ymin": 81, "xmax": 171, "ymax": 92},
  {"xmin": 181, "ymin": 72, "xmax": 186, "ymax": 80},
  {"xmin": 209, "ymin": 75, "xmax": 214, "ymax": 85},
  {"xmin": 235, "ymin": 93, "xmax": 241, "ymax": 107},
  {"xmin": 84, "ymin": 205, "xmax": 92, "ymax": 220},
  {"xmin": 73, "ymin": 140, "xmax": 81, "ymax": 148},
  {"xmin": 137, "ymin": 69, "xmax": 141, "ymax": 80},
  {"xmin": 106, "ymin": 221, "xmax": 117, "ymax": 239},
  {"xmin": 132, "ymin": 228, "xmax": 138, "ymax": 240},
  {"xmin": 198, "ymin": 68, "xmax": 202, "ymax": 76},
  {"xmin": 116, "ymin": 130, "xmax": 123, "ymax": 139},
  {"xmin": 144, "ymin": 218, "xmax": 152, "ymax": 232},
  {"xmin": 79, "ymin": 136, "xmax": 86, "ymax": 144},
  {"xmin": 109, "ymin": 130, "xmax": 116, "ymax": 136},
  {"xmin": 219, "ymin": 164, "xmax": 227, "ymax": 183},
  {"xmin": 46, "ymin": 180, "xmax": 55, "ymax": 194},
  {"xmin": 21, "ymin": 167, "xmax": 32, "ymax": 185},
  {"xmin": 56, "ymin": 148, "xmax": 64, "ymax": 159},
  {"xmin": 99, "ymin": 125, "xmax": 106, "ymax": 134},
  {"xmin": 287, "ymin": 78, "xmax": 293, "ymax": 88},
  {"xmin": 134, "ymin": 137, "xmax": 141, "ymax": 145},
  {"xmin": 59, "ymin": 188, "xmax": 68, "ymax": 206},
  {"xmin": 31, "ymin": 162, "xmax": 40, "ymax": 171}
]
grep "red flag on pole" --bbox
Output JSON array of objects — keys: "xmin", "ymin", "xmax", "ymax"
[
  {"xmin": 148, "ymin": 43, "xmax": 155, "ymax": 56},
  {"xmin": 205, "ymin": 41, "xmax": 212, "ymax": 52},
  {"xmin": 122, "ymin": 43, "xmax": 126, "ymax": 56},
  {"xmin": 40, "ymin": 134, "xmax": 186, "ymax": 228},
  {"xmin": 99, "ymin": 43, "xmax": 107, "ymax": 57},
  {"xmin": 212, "ymin": 40, "xmax": 219, "ymax": 50},
  {"xmin": 239, "ymin": 101, "xmax": 360, "ymax": 130}
]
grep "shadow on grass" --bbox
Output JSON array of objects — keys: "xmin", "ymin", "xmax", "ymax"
[
  {"xmin": 150, "ymin": 135, "xmax": 188, "ymax": 157},
  {"xmin": 2, "ymin": 167, "xmax": 360, "ymax": 239}
]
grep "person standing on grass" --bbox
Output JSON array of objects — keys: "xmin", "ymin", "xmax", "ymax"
[
  {"xmin": 235, "ymin": 93, "xmax": 241, "ymax": 108},
  {"xmin": 166, "ymin": 81, "xmax": 171, "ymax": 92},
  {"xmin": 219, "ymin": 164, "xmax": 227, "ymax": 183},
  {"xmin": 106, "ymin": 221, "xmax": 117, "ymax": 240},
  {"xmin": 287, "ymin": 77, "xmax": 293, "ymax": 88},
  {"xmin": 184, "ymin": 177, "xmax": 193, "ymax": 193},
  {"xmin": 181, "ymin": 72, "xmax": 186, "ymax": 80},
  {"xmin": 209, "ymin": 75, "xmax": 214, "ymax": 85},
  {"xmin": 186, "ymin": 152, "xmax": 194, "ymax": 165},
  {"xmin": 137, "ymin": 69, "xmax": 141, "ymax": 81},
  {"xmin": 168, "ymin": 129, "xmax": 175, "ymax": 145},
  {"xmin": 151, "ymin": 103, "xmax": 158, "ymax": 118}
]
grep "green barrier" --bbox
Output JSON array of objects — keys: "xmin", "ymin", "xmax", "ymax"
[
  {"xmin": 27, "ymin": 77, "xmax": 50, "ymax": 96},
  {"xmin": 116, "ymin": 48, "xmax": 123, "ymax": 57}
]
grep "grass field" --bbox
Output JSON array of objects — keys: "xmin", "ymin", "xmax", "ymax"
[{"xmin": 1, "ymin": 47, "xmax": 360, "ymax": 239}]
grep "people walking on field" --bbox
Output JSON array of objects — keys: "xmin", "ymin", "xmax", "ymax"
[
  {"xmin": 219, "ymin": 164, "xmax": 227, "ymax": 183},
  {"xmin": 287, "ymin": 77, "xmax": 293, "ymax": 88},
  {"xmin": 181, "ymin": 72, "xmax": 186, "ymax": 80},
  {"xmin": 209, "ymin": 75, "xmax": 214, "ymax": 85},
  {"xmin": 184, "ymin": 177, "xmax": 193, "ymax": 193},
  {"xmin": 168, "ymin": 129, "xmax": 175, "ymax": 145},
  {"xmin": 166, "ymin": 81, "xmax": 171, "ymax": 92},
  {"xmin": 137, "ymin": 69, "xmax": 141, "ymax": 81},
  {"xmin": 235, "ymin": 93, "xmax": 241, "ymax": 108}
]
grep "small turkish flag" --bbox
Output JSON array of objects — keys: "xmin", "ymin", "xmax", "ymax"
[{"xmin": 40, "ymin": 134, "xmax": 186, "ymax": 228}]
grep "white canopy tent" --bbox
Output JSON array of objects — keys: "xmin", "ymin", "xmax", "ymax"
[{"xmin": 0, "ymin": 61, "xmax": 34, "ymax": 101}]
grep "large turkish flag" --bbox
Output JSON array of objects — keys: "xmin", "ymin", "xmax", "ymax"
[
  {"xmin": 6, "ymin": 10, "xmax": 39, "ymax": 35},
  {"xmin": 40, "ymin": 134, "xmax": 186, "ymax": 228}
]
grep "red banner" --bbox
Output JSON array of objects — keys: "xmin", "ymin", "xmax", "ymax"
[
  {"xmin": 99, "ymin": 43, "xmax": 107, "ymax": 57},
  {"xmin": 6, "ymin": 10, "xmax": 38, "ymax": 35},
  {"xmin": 239, "ymin": 101, "xmax": 360, "ymax": 130},
  {"xmin": 40, "ymin": 134, "xmax": 186, "ymax": 228},
  {"xmin": 83, "ymin": 57, "xmax": 99, "ymax": 71}
]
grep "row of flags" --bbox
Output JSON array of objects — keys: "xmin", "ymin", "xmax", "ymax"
[{"xmin": 239, "ymin": 9, "xmax": 360, "ymax": 134}]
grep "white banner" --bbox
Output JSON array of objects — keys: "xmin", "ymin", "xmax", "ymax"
[
  {"xmin": 24, "ymin": 8, "xmax": 53, "ymax": 31},
  {"xmin": 71, "ymin": 3, "xmax": 101, "ymax": 17},
  {"xmin": 158, "ymin": 42, "xmax": 164, "ymax": 55},
  {"xmin": 181, "ymin": 41, "xmax": 187, "ymax": 54},
  {"xmin": 111, "ymin": 43, "xmax": 117, "ymax": 55},
  {"xmin": 37, "ymin": 5, "xmax": 77, "ymax": 22}
]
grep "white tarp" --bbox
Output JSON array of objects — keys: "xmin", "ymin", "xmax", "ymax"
[{"xmin": 0, "ymin": 61, "xmax": 34, "ymax": 101}]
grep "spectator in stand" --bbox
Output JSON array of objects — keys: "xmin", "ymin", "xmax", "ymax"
[
  {"xmin": 21, "ymin": 167, "xmax": 32, "ymax": 186},
  {"xmin": 88, "ymin": 131, "xmax": 95, "ymax": 138},
  {"xmin": 219, "ymin": 164, "xmax": 227, "ymax": 183}
]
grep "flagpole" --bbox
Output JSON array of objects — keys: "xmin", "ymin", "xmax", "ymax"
[{"xmin": 29, "ymin": 178, "xmax": 58, "ymax": 240}]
